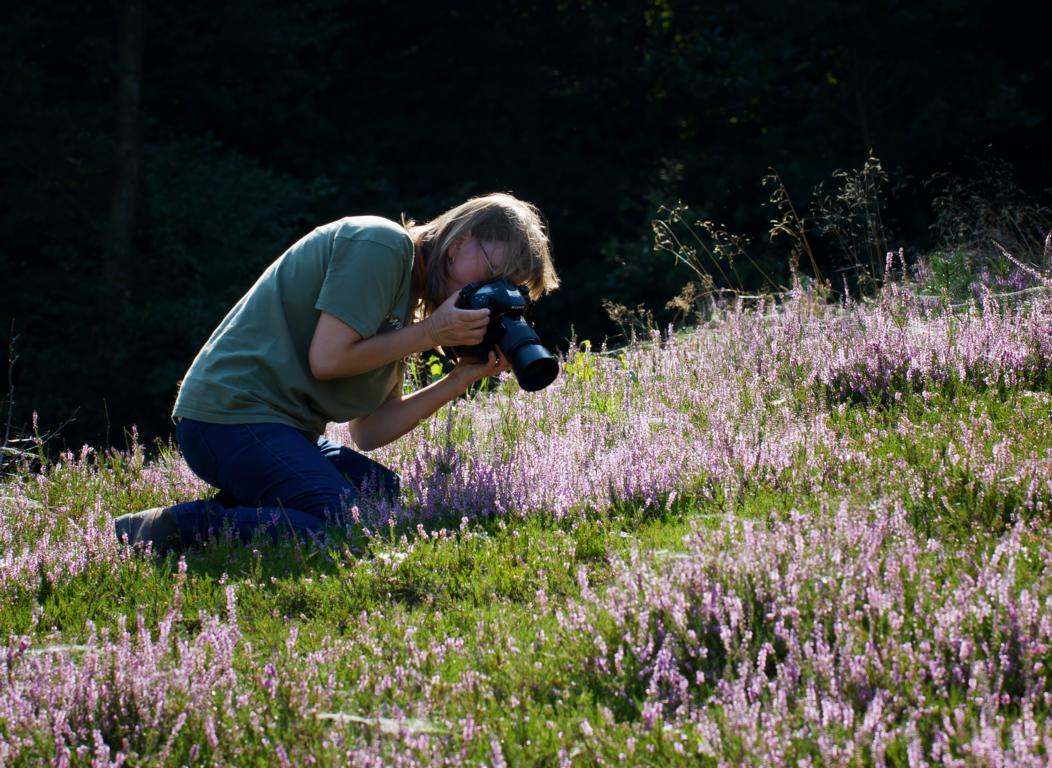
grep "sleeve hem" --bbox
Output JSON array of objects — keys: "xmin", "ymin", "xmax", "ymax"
[{"xmin": 313, "ymin": 302, "xmax": 375, "ymax": 339}]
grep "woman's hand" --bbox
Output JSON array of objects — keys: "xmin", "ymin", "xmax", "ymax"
[
  {"xmin": 422, "ymin": 292, "xmax": 491, "ymax": 348},
  {"xmin": 452, "ymin": 348, "xmax": 511, "ymax": 388}
]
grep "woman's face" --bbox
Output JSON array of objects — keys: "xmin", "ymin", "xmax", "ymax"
[{"xmin": 445, "ymin": 234, "xmax": 510, "ymax": 298}]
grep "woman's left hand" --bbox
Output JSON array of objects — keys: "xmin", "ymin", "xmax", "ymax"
[{"xmin": 452, "ymin": 348, "xmax": 512, "ymax": 388}]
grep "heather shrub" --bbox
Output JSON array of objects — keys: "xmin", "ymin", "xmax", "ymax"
[
  {"xmin": 1, "ymin": 277, "xmax": 1051, "ymax": 765},
  {"xmin": 562, "ymin": 501, "xmax": 1052, "ymax": 764}
]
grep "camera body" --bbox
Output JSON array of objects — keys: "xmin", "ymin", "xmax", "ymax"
[{"xmin": 452, "ymin": 279, "xmax": 559, "ymax": 391}]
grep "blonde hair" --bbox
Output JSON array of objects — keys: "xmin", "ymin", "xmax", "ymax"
[{"xmin": 406, "ymin": 192, "xmax": 560, "ymax": 317}]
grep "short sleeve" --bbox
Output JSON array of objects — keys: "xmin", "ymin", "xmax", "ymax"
[{"xmin": 315, "ymin": 233, "xmax": 409, "ymax": 338}]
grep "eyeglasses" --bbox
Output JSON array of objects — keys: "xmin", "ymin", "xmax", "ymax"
[{"xmin": 477, "ymin": 238, "xmax": 498, "ymax": 278}]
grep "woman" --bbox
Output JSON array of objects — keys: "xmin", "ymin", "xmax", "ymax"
[{"xmin": 115, "ymin": 192, "xmax": 559, "ymax": 552}]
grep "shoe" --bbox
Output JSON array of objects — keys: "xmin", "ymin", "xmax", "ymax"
[{"xmin": 114, "ymin": 506, "xmax": 180, "ymax": 554}]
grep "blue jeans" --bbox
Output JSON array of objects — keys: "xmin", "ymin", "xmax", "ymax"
[{"xmin": 169, "ymin": 418, "xmax": 399, "ymax": 548}]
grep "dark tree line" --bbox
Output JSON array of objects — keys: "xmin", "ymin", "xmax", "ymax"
[{"xmin": 2, "ymin": 0, "xmax": 1049, "ymax": 449}]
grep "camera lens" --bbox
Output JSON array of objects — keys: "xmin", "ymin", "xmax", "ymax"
[{"xmin": 498, "ymin": 316, "xmax": 559, "ymax": 391}]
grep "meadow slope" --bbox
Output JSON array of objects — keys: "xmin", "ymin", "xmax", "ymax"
[{"xmin": 1, "ymin": 284, "xmax": 1051, "ymax": 766}]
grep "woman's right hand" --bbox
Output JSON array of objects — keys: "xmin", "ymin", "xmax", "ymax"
[{"xmin": 422, "ymin": 292, "xmax": 491, "ymax": 348}]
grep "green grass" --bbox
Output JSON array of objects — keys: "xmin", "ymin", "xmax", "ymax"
[
  {"xmin": 8, "ymin": 384, "xmax": 1046, "ymax": 644},
  {"xmin": 2, "ymin": 378, "xmax": 1051, "ymax": 765}
]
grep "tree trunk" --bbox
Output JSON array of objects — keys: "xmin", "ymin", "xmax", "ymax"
[{"xmin": 105, "ymin": 0, "xmax": 144, "ymax": 303}]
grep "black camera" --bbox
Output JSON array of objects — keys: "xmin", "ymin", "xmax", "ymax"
[{"xmin": 452, "ymin": 278, "xmax": 559, "ymax": 391}]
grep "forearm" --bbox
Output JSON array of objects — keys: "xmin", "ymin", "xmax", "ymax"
[
  {"xmin": 311, "ymin": 296, "xmax": 492, "ymax": 382},
  {"xmin": 349, "ymin": 371, "xmax": 471, "ymax": 451},
  {"xmin": 320, "ymin": 322, "xmax": 433, "ymax": 380}
]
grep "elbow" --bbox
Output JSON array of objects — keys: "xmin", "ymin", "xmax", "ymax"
[
  {"xmin": 357, "ymin": 437, "xmax": 383, "ymax": 452},
  {"xmin": 309, "ymin": 349, "xmax": 336, "ymax": 381},
  {"xmin": 348, "ymin": 424, "xmax": 382, "ymax": 452},
  {"xmin": 310, "ymin": 361, "xmax": 332, "ymax": 382},
  {"xmin": 310, "ymin": 345, "xmax": 365, "ymax": 381}
]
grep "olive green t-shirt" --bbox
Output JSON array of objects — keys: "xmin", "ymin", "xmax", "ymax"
[{"xmin": 172, "ymin": 216, "xmax": 414, "ymax": 440}]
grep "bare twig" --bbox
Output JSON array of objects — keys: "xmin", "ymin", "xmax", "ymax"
[
  {"xmin": 764, "ymin": 170, "xmax": 824, "ymax": 284},
  {"xmin": 1, "ymin": 322, "xmax": 19, "ymax": 474},
  {"xmin": 992, "ymin": 240, "xmax": 1052, "ymax": 288}
]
